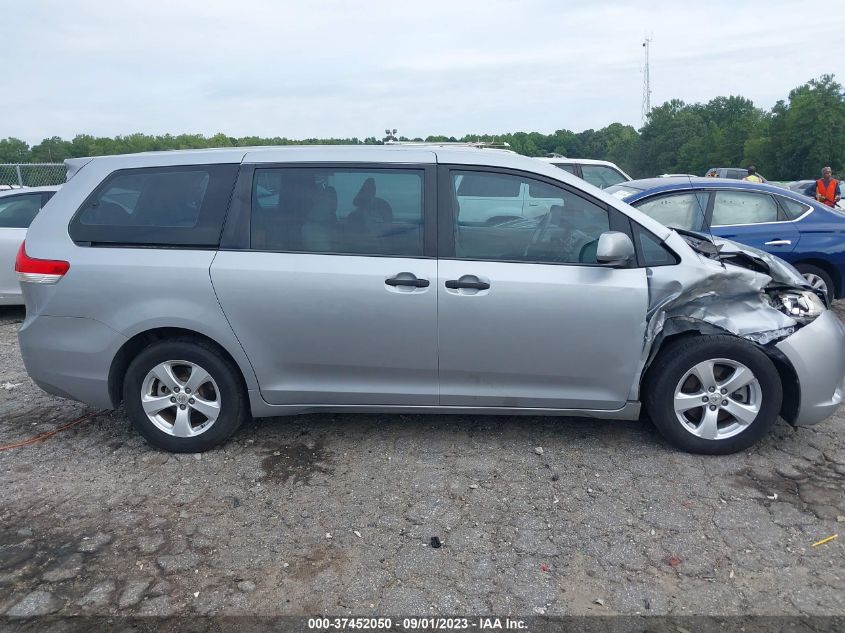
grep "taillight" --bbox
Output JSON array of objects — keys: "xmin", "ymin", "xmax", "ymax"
[{"xmin": 15, "ymin": 241, "xmax": 69, "ymax": 285}]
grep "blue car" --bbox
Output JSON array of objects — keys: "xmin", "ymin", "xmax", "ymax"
[{"xmin": 606, "ymin": 177, "xmax": 845, "ymax": 301}]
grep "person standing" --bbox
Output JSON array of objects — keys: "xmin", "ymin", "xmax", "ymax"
[
  {"xmin": 743, "ymin": 166, "xmax": 764, "ymax": 183},
  {"xmin": 815, "ymin": 166, "xmax": 841, "ymax": 208}
]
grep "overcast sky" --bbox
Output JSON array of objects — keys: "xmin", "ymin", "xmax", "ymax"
[{"xmin": 4, "ymin": 0, "xmax": 843, "ymax": 144}]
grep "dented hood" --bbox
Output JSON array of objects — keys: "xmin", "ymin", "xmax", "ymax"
[
  {"xmin": 710, "ymin": 237, "xmax": 810, "ymax": 290},
  {"xmin": 672, "ymin": 229, "xmax": 810, "ymax": 291}
]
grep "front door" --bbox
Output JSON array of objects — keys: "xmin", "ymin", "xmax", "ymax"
[
  {"xmin": 211, "ymin": 164, "xmax": 438, "ymax": 406},
  {"xmin": 437, "ymin": 167, "xmax": 649, "ymax": 410}
]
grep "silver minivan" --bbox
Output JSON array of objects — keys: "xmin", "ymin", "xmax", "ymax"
[{"xmin": 16, "ymin": 146, "xmax": 845, "ymax": 454}]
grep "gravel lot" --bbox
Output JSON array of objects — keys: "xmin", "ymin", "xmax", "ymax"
[{"xmin": 1, "ymin": 303, "xmax": 843, "ymax": 618}]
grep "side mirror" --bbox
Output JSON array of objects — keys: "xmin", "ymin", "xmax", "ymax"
[{"xmin": 596, "ymin": 231, "xmax": 635, "ymax": 267}]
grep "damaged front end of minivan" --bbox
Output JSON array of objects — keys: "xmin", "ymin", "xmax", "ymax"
[{"xmin": 637, "ymin": 230, "xmax": 845, "ymax": 426}]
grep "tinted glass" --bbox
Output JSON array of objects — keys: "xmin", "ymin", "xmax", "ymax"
[
  {"xmin": 778, "ymin": 196, "xmax": 810, "ymax": 220},
  {"xmin": 455, "ymin": 172, "xmax": 521, "ymax": 197},
  {"xmin": 450, "ymin": 170, "xmax": 609, "ymax": 264},
  {"xmin": 251, "ymin": 168, "xmax": 423, "ymax": 256},
  {"xmin": 711, "ymin": 191, "xmax": 778, "ymax": 225},
  {"xmin": 552, "ymin": 163, "xmax": 577, "ymax": 174},
  {"xmin": 580, "ymin": 165, "xmax": 628, "ymax": 189},
  {"xmin": 70, "ymin": 165, "xmax": 237, "ymax": 246},
  {"xmin": 635, "ymin": 192, "xmax": 709, "ymax": 231},
  {"xmin": 0, "ymin": 193, "xmax": 42, "ymax": 228},
  {"xmin": 633, "ymin": 225, "xmax": 678, "ymax": 267}
]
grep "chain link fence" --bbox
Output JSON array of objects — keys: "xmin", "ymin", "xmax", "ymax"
[{"xmin": 0, "ymin": 163, "xmax": 66, "ymax": 189}]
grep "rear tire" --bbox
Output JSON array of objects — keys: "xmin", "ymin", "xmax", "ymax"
[
  {"xmin": 123, "ymin": 338, "xmax": 247, "ymax": 452},
  {"xmin": 794, "ymin": 263, "xmax": 834, "ymax": 301},
  {"xmin": 644, "ymin": 335, "xmax": 782, "ymax": 455}
]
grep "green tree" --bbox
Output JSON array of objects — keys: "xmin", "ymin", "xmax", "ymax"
[
  {"xmin": 769, "ymin": 74, "xmax": 845, "ymax": 179},
  {"xmin": 0, "ymin": 138, "xmax": 31, "ymax": 162}
]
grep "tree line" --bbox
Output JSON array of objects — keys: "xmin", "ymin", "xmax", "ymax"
[{"xmin": 1, "ymin": 74, "xmax": 842, "ymax": 181}]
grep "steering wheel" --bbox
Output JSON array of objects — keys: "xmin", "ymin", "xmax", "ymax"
[{"xmin": 523, "ymin": 210, "xmax": 575, "ymax": 259}]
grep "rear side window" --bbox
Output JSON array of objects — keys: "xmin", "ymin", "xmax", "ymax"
[
  {"xmin": 251, "ymin": 167, "xmax": 424, "ymax": 256},
  {"xmin": 552, "ymin": 163, "xmax": 577, "ymax": 174},
  {"xmin": 711, "ymin": 191, "xmax": 778, "ymax": 225},
  {"xmin": 69, "ymin": 165, "xmax": 238, "ymax": 246},
  {"xmin": 0, "ymin": 193, "xmax": 43, "ymax": 228},
  {"xmin": 580, "ymin": 165, "xmax": 628, "ymax": 189},
  {"xmin": 778, "ymin": 195, "xmax": 811, "ymax": 220}
]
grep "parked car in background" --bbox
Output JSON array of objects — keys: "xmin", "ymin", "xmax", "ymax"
[
  {"xmin": 0, "ymin": 186, "xmax": 59, "ymax": 304},
  {"xmin": 538, "ymin": 156, "xmax": 631, "ymax": 190},
  {"xmin": 783, "ymin": 179, "xmax": 845, "ymax": 211},
  {"xmin": 15, "ymin": 147, "xmax": 845, "ymax": 456},
  {"xmin": 607, "ymin": 177, "xmax": 845, "ymax": 301},
  {"xmin": 705, "ymin": 167, "xmax": 767, "ymax": 181}
]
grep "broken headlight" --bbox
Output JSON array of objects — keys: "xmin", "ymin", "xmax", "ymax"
[{"xmin": 774, "ymin": 290, "xmax": 825, "ymax": 323}]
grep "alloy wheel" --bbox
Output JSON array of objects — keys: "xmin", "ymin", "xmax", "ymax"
[
  {"xmin": 140, "ymin": 360, "xmax": 221, "ymax": 438},
  {"xmin": 673, "ymin": 358, "xmax": 762, "ymax": 440}
]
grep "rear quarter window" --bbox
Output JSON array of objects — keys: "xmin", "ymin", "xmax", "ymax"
[
  {"xmin": 69, "ymin": 165, "xmax": 238, "ymax": 246},
  {"xmin": 778, "ymin": 195, "xmax": 811, "ymax": 220}
]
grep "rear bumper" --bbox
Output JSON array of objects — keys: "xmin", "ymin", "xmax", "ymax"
[
  {"xmin": 775, "ymin": 310, "xmax": 845, "ymax": 425},
  {"xmin": 18, "ymin": 315, "xmax": 125, "ymax": 409}
]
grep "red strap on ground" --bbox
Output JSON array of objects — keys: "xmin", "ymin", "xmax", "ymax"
[{"xmin": 0, "ymin": 411, "xmax": 102, "ymax": 451}]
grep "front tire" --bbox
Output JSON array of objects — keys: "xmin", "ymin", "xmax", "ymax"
[
  {"xmin": 123, "ymin": 338, "xmax": 247, "ymax": 452},
  {"xmin": 644, "ymin": 335, "xmax": 782, "ymax": 455},
  {"xmin": 794, "ymin": 263, "xmax": 834, "ymax": 302}
]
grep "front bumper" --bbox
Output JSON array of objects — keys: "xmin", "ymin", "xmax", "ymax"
[{"xmin": 775, "ymin": 310, "xmax": 845, "ymax": 425}]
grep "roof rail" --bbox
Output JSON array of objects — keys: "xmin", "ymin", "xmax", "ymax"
[
  {"xmin": 545, "ymin": 152, "xmax": 566, "ymax": 158},
  {"xmin": 384, "ymin": 140, "xmax": 513, "ymax": 152}
]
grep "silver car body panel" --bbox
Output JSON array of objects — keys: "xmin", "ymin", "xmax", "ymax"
[
  {"xmin": 15, "ymin": 146, "xmax": 845, "ymax": 429},
  {"xmin": 245, "ymin": 391, "xmax": 642, "ymax": 420},
  {"xmin": 775, "ymin": 310, "xmax": 845, "ymax": 424},
  {"xmin": 437, "ymin": 259, "xmax": 648, "ymax": 409},
  {"xmin": 211, "ymin": 252, "xmax": 438, "ymax": 406}
]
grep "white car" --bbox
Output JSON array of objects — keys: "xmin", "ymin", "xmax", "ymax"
[
  {"xmin": 0, "ymin": 186, "xmax": 60, "ymax": 304},
  {"xmin": 538, "ymin": 156, "xmax": 631, "ymax": 190}
]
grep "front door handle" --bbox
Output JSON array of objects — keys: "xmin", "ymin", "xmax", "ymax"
[
  {"xmin": 764, "ymin": 239, "xmax": 792, "ymax": 246},
  {"xmin": 386, "ymin": 276, "xmax": 429, "ymax": 288},
  {"xmin": 445, "ymin": 279, "xmax": 490, "ymax": 290}
]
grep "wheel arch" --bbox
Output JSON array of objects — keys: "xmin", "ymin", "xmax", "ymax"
[
  {"xmin": 641, "ymin": 326, "xmax": 799, "ymax": 425},
  {"xmin": 108, "ymin": 327, "xmax": 252, "ymax": 409}
]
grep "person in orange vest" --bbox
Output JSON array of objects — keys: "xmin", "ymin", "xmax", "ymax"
[{"xmin": 815, "ymin": 166, "xmax": 841, "ymax": 207}]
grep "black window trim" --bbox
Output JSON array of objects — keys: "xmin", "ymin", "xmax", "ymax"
[
  {"xmin": 437, "ymin": 164, "xmax": 640, "ymax": 268},
  {"xmin": 68, "ymin": 163, "xmax": 239, "ymax": 248},
  {"xmin": 220, "ymin": 162, "xmax": 437, "ymax": 259}
]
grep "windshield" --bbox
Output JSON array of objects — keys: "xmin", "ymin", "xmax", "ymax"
[{"xmin": 605, "ymin": 184, "xmax": 640, "ymax": 200}]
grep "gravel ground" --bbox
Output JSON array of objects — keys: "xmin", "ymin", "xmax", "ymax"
[{"xmin": 0, "ymin": 303, "xmax": 843, "ymax": 618}]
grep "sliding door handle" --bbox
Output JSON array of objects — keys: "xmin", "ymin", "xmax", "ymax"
[
  {"xmin": 386, "ymin": 276, "xmax": 430, "ymax": 288},
  {"xmin": 445, "ymin": 279, "xmax": 490, "ymax": 290}
]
